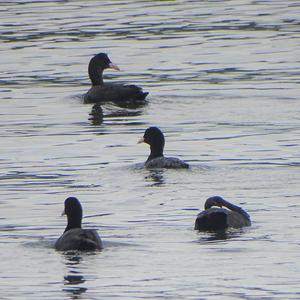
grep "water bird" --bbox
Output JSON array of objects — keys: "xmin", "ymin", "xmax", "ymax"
[
  {"xmin": 84, "ymin": 53, "xmax": 148, "ymax": 104},
  {"xmin": 138, "ymin": 126, "xmax": 189, "ymax": 169},
  {"xmin": 194, "ymin": 196, "xmax": 251, "ymax": 231},
  {"xmin": 55, "ymin": 197, "xmax": 103, "ymax": 251}
]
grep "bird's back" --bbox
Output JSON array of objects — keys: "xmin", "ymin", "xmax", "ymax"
[
  {"xmin": 85, "ymin": 83, "xmax": 148, "ymax": 103},
  {"xmin": 195, "ymin": 208, "xmax": 228, "ymax": 231},
  {"xmin": 145, "ymin": 156, "xmax": 189, "ymax": 169},
  {"xmin": 55, "ymin": 228, "xmax": 103, "ymax": 251},
  {"xmin": 227, "ymin": 211, "xmax": 251, "ymax": 227},
  {"xmin": 195, "ymin": 207, "xmax": 251, "ymax": 231}
]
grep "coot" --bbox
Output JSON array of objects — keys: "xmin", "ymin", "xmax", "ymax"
[
  {"xmin": 84, "ymin": 53, "xmax": 148, "ymax": 104},
  {"xmin": 138, "ymin": 126, "xmax": 189, "ymax": 169},
  {"xmin": 55, "ymin": 197, "xmax": 103, "ymax": 251},
  {"xmin": 194, "ymin": 196, "xmax": 251, "ymax": 231}
]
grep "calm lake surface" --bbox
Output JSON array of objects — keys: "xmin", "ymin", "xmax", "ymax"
[{"xmin": 1, "ymin": 0, "xmax": 300, "ymax": 299}]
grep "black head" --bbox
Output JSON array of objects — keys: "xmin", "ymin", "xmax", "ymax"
[
  {"xmin": 90, "ymin": 53, "xmax": 112, "ymax": 70},
  {"xmin": 138, "ymin": 127, "xmax": 189, "ymax": 168},
  {"xmin": 63, "ymin": 197, "xmax": 83, "ymax": 231},
  {"xmin": 205, "ymin": 196, "xmax": 225, "ymax": 210},
  {"xmin": 88, "ymin": 53, "xmax": 120, "ymax": 85},
  {"xmin": 139, "ymin": 127, "xmax": 165, "ymax": 161},
  {"xmin": 143, "ymin": 127, "xmax": 165, "ymax": 148}
]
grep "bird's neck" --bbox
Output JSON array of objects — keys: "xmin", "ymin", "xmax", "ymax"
[
  {"xmin": 223, "ymin": 200, "xmax": 250, "ymax": 221},
  {"xmin": 147, "ymin": 145, "xmax": 164, "ymax": 161},
  {"xmin": 65, "ymin": 215, "xmax": 82, "ymax": 232},
  {"xmin": 89, "ymin": 65, "xmax": 104, "ymax": 86}
]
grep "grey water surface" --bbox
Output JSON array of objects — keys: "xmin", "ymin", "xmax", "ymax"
[{"xmin": 1, "ymin": 0, "xmax": 300, "ymax": 299}]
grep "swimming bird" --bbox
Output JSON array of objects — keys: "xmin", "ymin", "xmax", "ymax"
[
  {"xmin": 84, "ymin": 53, "xmax": 148, "ymax": 104},
  {"xmin": 138, "ymin": 126, "xmax": 189, "ymax": 169},
  {"xmin": 194, "ymin": 196, "xmax": 251, "ymax": 231},
  {"xmin": 55, "ymin": 197, "xmax": 103, "ymax": 251}
]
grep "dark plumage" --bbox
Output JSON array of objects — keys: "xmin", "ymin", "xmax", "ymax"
[
  {"xmin": 194, "ymin": 196, "xmax": 251, "ymax": 231},
  {"xmin": 138, "ymin": 126, "xmax": 189, "ymax": 169},
  {"xmin": 55, "ymin": 197, "xmax": 103, "ymax": 251},
  {"xmin": 84, "ymin": 53, "xmax": 148, "ymax": 104}
]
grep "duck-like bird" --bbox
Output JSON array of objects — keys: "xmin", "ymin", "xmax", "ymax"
[
  {"xmin": 55, "ymin": 197, "xmax": 103, "ymax": 251},
  {"xmin": 194, "ymin": 196, "xmax": 251, "ymax": 231},
  {"xmin": 138, "ymin": 126, "xmax": 189, "ymax": 169},
  {"xmin": 84, "ymin": 53, "xmax": 148, "ymax": 104}
]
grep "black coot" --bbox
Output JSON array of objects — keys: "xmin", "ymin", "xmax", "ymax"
[
  {"xmin": 84, "ymin": 53, "xmax": 148, "ymax": 104},
  {"xmin": 194, "ymin": 196, "xmax": 251, "ymax": 231},
  {"xmin": 138, "ymin": 126, "xmax": 189, "ymax": 169},
  {"xmin": 55, "ymin": 197, "xmax": 103, "ymax": 251}
]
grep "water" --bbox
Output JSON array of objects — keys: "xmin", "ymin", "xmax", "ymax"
[{"xmin": 1, "ymin": 0, "xmax": 300, "ymax": 299}]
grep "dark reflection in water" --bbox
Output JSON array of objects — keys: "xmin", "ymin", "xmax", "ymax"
[
  {"xmin": 88, "ymin": 102, "xmax": 146, "ymax": 125},
  {"xmin": 64, "ymin": 253, "xmax": 83, "ymax": 266},
  {"xmin": 145, "ymin": 169, "xmax": 166, "ymax": 187},
  {"xmin": 64, "ymin": 275, "xmax": 85, "ymax": 285},
  {"xmin": 108, "ymin": 100, "xmax": 148, "ymax": 110},
  {"xmin": 63, "ymin": 285, "xmax": 87, "ymax": 300},
  {"xmin": 62, "ymin": 254, "xmax": 87, "ymax": 299},
  {"xmin": 195, "ymin": 229, "xmax": 245, "ymax": 242},
  {"xmin": 89, "ymin": 103, "xmax": 103, "ymax": 126},
  {"xmin": 84, "ymin": 90, "xmax": 148, "ymax": 108}
]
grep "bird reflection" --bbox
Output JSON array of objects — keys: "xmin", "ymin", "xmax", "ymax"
[
  {"xmin": 63, "ymin": 285, "xmax": 87, "ymax": 299},
  {"xmin": 145, "ymin": 169, "xmax": 165, "ymax": 186},
  {"xmin": 88, "ymin": 102, "xmax": 146, "ymax": 126},
  {"xmin": 64, "ymin": 253, "xmax": 83, "ymax": 265},
  {"xmin": 110, "ymin": 100, "xmax": 147, "ymax": 110},
  {"xmin": 64, "ymin": 275, "xmax": 85, "ymax": 284},
  {"xmin": 62, "ymin": 253, "xmax": 87, "ymax": 299},
  {"xmin": 199, "ymin": 231, "xmax": 229, "ymax": 242},
  {"xmin": 89, "ymin": 103, "xmax": 103, "ymax": 125},
  {"xmin": 196, "ymin": 228, "xmax": 244, "ymax": 243}
]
